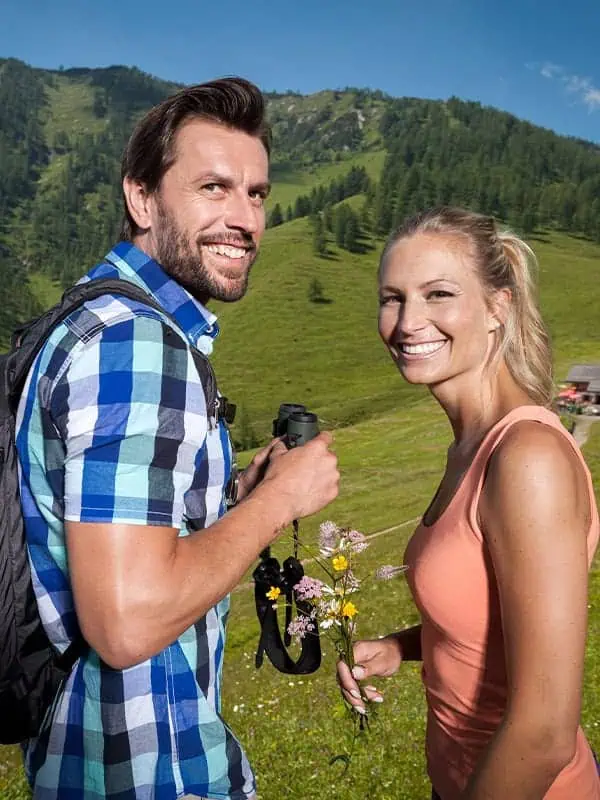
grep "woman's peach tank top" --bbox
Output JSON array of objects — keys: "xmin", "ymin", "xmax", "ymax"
[{"xmin": 404, "ymin": 406, "xmax": 600, "ymax": 800}]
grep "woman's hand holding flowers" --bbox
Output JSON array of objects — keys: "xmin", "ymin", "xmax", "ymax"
[{"xmin": 337, "ymin": 635, "xmax": 404, "ymax": 714}]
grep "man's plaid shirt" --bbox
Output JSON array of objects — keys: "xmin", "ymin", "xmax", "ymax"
[{"xmin": 15, "ymin": 242, "xmax": 255, "ymax": 800}]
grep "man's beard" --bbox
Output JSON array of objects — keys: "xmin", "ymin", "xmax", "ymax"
[{"xmin": 154, "ymin": 201, "xmax": 257, "ymax": 303}]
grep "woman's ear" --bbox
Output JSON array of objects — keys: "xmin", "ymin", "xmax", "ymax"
[{"xmin": 488, "ymin": 288, "xmax": 512, "ymax": 332}]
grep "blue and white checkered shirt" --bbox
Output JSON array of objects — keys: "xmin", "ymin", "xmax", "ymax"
[{"xmin": 16, "ymin": 242, "xmax": 255, "ymax": 800}]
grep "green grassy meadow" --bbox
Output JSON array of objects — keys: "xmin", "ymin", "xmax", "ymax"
[
  {"xmin": 268, "ymin": 149, "xmax": 386, "ymax": 212},
  {"xmin": 1, "ymin": 225, "xmax": 600, "ymax": 799}
]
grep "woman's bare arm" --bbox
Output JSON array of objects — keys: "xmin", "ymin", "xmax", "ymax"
[{"xmin": 463, "ymin": 421, "xmax": 590, "ymax": 799}]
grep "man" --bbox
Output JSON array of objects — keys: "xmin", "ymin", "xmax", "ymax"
[{"xmin": 16, "ymin": 78, "xmax": 339, "ymax": 800}]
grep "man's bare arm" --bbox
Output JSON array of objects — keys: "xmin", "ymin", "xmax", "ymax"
[{"xmin": 66, "ymin": 434, "xmax": 339, "ymax": 668}]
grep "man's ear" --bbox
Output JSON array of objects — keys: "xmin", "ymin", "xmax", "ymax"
[
  {"xmin": 122, "ymin": 177, "xmax": 153, "ymax": 232},
  {"xmin": 488, "ymin": 287, "xmax": 512, "ymax": 332}
]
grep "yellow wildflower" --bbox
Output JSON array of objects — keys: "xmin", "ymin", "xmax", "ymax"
[
  {"xmin": 342, "ymin": 601, "xmax": 358, "ymax": 618},
  {"xmin": 266, "ymin": 586, "xmax": 281, "ymax": 601},
  {"xmin": 332, "ymin": 554, "xmax": 349, "ymax": 572}
]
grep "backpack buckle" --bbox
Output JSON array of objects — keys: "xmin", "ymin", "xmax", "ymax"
[{"xmin": 218, "ymin": 396, "xmax": 237, "ymax": 424}]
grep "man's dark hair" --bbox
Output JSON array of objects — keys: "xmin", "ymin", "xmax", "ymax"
[{"xmin": 119, "ymin": 77, "xmax": 271, "ymax": 240}]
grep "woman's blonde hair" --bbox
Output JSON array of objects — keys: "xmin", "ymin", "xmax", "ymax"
[{"xmin": 381, "ymin": 206, "xmax": 553, "ymax": 406}]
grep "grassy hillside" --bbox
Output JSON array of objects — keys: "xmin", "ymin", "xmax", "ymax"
[
  {"xmin": 268, "ymin": 149, "xmax": 385, "ymax": 212},
  {"xmin": 211, "ymin": 224, "xmax": 600, "ymax": 447}
]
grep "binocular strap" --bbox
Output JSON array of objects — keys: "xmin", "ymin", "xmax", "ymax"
[{"xmin": 253, "ymin": 554, "xmax": 322, "ymax": 675}]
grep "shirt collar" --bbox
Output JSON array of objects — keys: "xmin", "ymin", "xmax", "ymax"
[{"xmin": 102, "ymin": 241, "xmax": 220, "ymax": 354}]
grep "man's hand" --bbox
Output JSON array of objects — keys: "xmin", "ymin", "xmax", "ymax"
[
  {"xmin": 236, "ymin": 438, "xmax": 283, "ymax": 502},
  {"xmin": 257, "ymin": 431, "xmax": 339, "ymax": 523}
]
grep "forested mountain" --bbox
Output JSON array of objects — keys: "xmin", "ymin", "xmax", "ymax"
[{"xmin": 1, "ymin": 57, "xmax": 600, "ymax": 346}]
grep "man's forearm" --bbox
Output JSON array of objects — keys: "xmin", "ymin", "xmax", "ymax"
[
  {"xmin": 74, "ymin": 483, "xmax": 291, "ymax": 668},
  {"xmin": 70, "ymin": 433, "xmax": 339, "ymax": 668},
  {"xmin": 172, "ymin": 484, "xmax": 288, "ymax": 617}
]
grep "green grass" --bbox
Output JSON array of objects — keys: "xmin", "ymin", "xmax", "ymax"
[
  {"xmin": 211, "ymin": 215, "xmax": 426, "ymax": 445},
  {"xmin": 531, "ymin": 232, "xmax": 600, "ymax": 376},
  {"xmin": 27, "ymin": 272, "xmax": 63, "ymax": 309},
  {"xmin": 268, "ymin": 149, "xmax": 386, "ymax": 213},
  {"xmin": 44, "ymin": 77, "xmax": 106, "ymax": 140}
]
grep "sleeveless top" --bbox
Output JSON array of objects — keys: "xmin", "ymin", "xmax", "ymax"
[{"xmin": 404, "ymin": 406, "xmax": 600, "ymax": 800}]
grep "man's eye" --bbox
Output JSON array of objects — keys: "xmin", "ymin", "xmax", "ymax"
[
  {"xmin": 203, "ymin": 183, "xmax": 225, "ymax": 193},
  {"xmin": 250, "ymin": 190, "xmax": 267, "ymax": 203}
]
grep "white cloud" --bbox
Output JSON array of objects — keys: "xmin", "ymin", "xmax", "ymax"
[
  {"xmin": 540, "ymin": 62, "xmax": 563, "ymax": 79},
  {"xmin": 531, "ymin": 61, "xmax": 600, "ymax": 112},
  {"xmin": 583, "ymin": 88, "xmax": 600, "ymax": 110}
]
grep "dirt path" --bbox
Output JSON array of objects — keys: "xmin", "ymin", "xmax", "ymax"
[{"xmin": 572, "ymin": 415, "xmax": 600, "ymax": 447}]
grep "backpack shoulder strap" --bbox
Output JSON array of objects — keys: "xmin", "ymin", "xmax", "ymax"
[
  {"xmin": 8, "ymin": 279, "xmax": 166, "ymax": 393},
  {"xmin": 8, "ymin": 278, "xmax": 217, "ymax": 408}
]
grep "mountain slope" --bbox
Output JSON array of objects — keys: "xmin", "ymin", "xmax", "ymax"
[{"xmin": 1, "ymin": 58, "xmax": 600, "ymax": 356}]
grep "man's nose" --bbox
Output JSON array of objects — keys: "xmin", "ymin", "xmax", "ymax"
[{"xmin": 224, "ymin": 191, "xmax": 262, "ymax": 235}]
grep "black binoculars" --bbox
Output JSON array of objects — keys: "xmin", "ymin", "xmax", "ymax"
[
  {"xmin": 253, "ymin": 403, "xmax": 322, "ymax": 675},
  {"xmin": 272, "ymin": 403, "xmax": 319, "ymax": 448}
]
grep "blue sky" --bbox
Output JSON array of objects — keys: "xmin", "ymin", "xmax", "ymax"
[{"xmin": 3, "ymin": 0, "xmax": 599, "ymax": 143}]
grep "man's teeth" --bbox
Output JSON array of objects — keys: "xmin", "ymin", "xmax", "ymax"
[
  {"xmin": 401, "ymin": 341, "xmax": 446, "ymax": 355},
  {"xmin": 205, "ymin": 244, "xmax": 247, "ymax": 258}
]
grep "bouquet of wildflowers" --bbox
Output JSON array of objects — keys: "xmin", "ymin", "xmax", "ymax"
[{"xmin": 274, "ymin": 520, "xmax": 407, "ymax": 744}]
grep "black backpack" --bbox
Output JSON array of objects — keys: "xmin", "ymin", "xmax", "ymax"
[{"xmin": 0, "ymin": 277, "xmax": 221, "ymax": 744}]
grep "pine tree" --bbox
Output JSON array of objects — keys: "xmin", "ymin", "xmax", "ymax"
[
  {"xmin": 335, "ymin": 205, "xmax": 349, "ymax": 247},
  {"xmin": 308, "ymin": 277, "xmax": 326, "ymax": 303},
  {"xmin": 312, "ymin": 214, "xmax": 327, "ymax": 256},
  {"xmin": 343, "ymin": 211, "xmax": 360, "ymax": 253},
  {"xmin": 268, "ymin": 203, "xmax": 283, "ymax": 227},
  {"xmin": 323, "ymin": 204, "xmax": 334, "ymax": 233}
]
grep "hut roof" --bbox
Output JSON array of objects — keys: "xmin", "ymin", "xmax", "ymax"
[{"xmin": 565, "ymin": 364, "xmax": 600, "ymax": 383}]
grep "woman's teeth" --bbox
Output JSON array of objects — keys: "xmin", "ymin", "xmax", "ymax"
[{"xmin": 401, "ymin": 341, "xmax": 446, "ymax": 355}]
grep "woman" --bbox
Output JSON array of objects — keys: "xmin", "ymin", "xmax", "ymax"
[{"xmin": 337, "ymin": 207, "xmax": 600, "ymax": 799}]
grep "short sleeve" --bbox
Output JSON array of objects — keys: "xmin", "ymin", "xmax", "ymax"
[{"xmin": 50, "ymin": 313, "xmax": 208, "ymax": 527}]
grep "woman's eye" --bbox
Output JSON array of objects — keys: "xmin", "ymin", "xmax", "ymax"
[
  {"xmin": 427, "ymin": 290, "xmax": 453, "ymax": 300},
  {"xmin": 379, "ymin": 295, "xmax": 402, "ymax": 306}
]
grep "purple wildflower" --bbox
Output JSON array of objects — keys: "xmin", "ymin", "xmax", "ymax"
[
  {"xmin": 294, "ymin": 576, "xmax": 325, "ymax": 601},
  {"xmin": 287, "ymin": 615, "xmax": 316, "ymax": 644},
  {"xmin": 346, "ymin": 529, "xmax": 369, "ymax": 554},
  {"xmin": 375, "ymin": 564, "xmax": 409, "ymax": 580},
  {"xmin": 341, "ymin": 569, "xmax": 360, "ymax": 593},
  {"xmin": 319, "ymin": 520, "xmax": 339, "ymax": 553}
]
